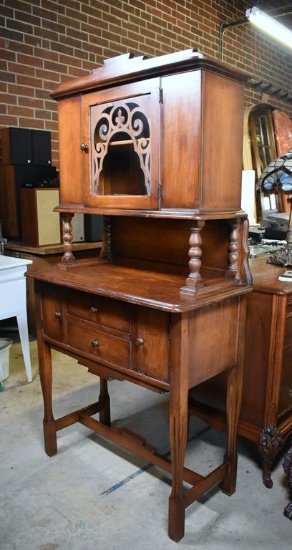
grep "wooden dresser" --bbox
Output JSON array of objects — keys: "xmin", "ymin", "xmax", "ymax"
[
  {"xmin": 190, "ymin": 255, "xmax": 292, "ymax": 488},
  {"xmin": 27, "ymin": 49, "xmax": 252, "ymax": 541}
]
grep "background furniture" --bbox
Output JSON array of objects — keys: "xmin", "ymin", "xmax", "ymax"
[
  {"xmin": 190, "ymin": 255, "xmax": 292, "ymax": 488},
  {"xmin": 0, "ymin": 255, "xmax": 32, "ymax": 382},
  {"xmin": 0, "ymin": 127, "xmax": 57, "ymax": 240},
  {"xmin": 4, "ymin": 242, "xmax": 102, "ymax": 333},
  {"xmin": 283, "ymin": 440, "xmax": 292, "ymax": 519},
  {"xmin": 20, "ymin": 188, "xmax": 61, "ymax": 247}
]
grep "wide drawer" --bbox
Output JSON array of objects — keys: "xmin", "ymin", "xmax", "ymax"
[
  {"xmin": 66, "ymin": 289, "xmax": 130, "ymax": 333},
  {"xmin": 67, "ymin": 318, "xmax": 130, "ymax": 368}
]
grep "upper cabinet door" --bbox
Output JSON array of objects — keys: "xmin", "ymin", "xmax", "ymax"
[{"xmin": 82, "ymin": 78, "xmax": 161, "ymax": 210}]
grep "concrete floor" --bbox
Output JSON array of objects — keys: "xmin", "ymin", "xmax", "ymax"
[{"xmin": 0, "ymin": 337, "xmax": 291, "ymax": 550}]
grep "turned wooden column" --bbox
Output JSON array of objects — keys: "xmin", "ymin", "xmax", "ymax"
[
  {"xmin": 58, "ymin": 213, "xmax": 76, "ymax": 268},
  {"xmin": 181, "ymin": 221, "xmax": 205, "ymax": 293}
]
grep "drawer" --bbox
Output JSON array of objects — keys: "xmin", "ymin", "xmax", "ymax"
[
  {"xmin": 66, "ymin": 290, "xmax": 130, "ymax": 333},
  {"xmin": 132, "ymin": 307, "xmax": 170, "ymax": 382},
  {"xmin": 41, "ymin": 283, "xmax": 64, "ymax": 342},
  {"xmin": 67, "ymin": 318, "xmax": 130, "ymax": 368}
]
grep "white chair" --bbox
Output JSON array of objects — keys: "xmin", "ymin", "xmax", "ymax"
[{"xmin": 0, "ymin": 255, "xmax": 33, "ymax": 382}]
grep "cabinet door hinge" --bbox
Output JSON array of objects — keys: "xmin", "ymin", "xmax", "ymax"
[{"xmin": 159, "ymin": 88, "xmax": 163, "ymax": 104}]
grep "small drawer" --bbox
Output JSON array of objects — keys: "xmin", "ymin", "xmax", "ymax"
[
  {"xmin": 67, "ymin": 319, "xmax": 130, "ymax": 368},
  {"xmin": 41, "ymin": 283, "xmax": 64, "ymax": 342},
  {"xmin": 66, "ymin": 290, "xmax": 130, "ymax": 333}
]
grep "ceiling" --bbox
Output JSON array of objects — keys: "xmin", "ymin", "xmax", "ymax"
[{"xmin": 244, "ymin": 1, "xmax": 292, "ymax": 28}]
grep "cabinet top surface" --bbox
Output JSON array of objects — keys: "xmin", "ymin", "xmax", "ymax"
[
  {"xmin": 250, "ymin": 256, "xmax": 292, "ymax": 295},
  {"xmin": 27, "ymin": 259, "xmax": 250, "ymax": 312},
  {"xmin": 51, "ymin": 48, "xmax": 250, "ymax": 99}
]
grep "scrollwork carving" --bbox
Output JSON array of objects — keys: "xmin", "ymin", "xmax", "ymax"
[{"xmin": 93, "ymin": 101, "xmax": 150, "ymax": 194}]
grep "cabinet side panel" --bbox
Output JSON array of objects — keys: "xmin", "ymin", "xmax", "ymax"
[
  {"xmin": 201, "ymin": 72, "xmax": 245, "ymax": 211},
  {"xmin": 58, "ymin": 96, "xmax": 83, "ymax": 205},
  {"xmin": 188, "ymin": 297, "xmax": 239, "ymax": 388},
  {"xmin": 161, "ymin": 71, "xmax": 201, "ymax": 209}
]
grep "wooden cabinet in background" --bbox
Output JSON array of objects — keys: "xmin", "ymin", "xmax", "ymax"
[{"xmin": 190, "ymin": 255, "xmax": 292, "ymax": 489}]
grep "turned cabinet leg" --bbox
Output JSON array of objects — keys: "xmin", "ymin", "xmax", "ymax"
[
  {"xmin": 259, "ymin": 426, "xmax": 283, "ymax": 488},
  {"xmin": 38, "ymin": 340, "xmax": 57, "ymax": 456},
  {"xmin": 221, "ymin": 365, "xmax": 240, "ymax": 495},
  {"xmin": 168, "ymin": 388, "xmax": 188, "ymax": 542},
  {"xmin": 99, "ymin": 377, "xmax": 111, "ymax": 426}
]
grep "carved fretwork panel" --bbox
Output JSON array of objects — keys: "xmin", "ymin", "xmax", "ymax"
[
  {"xmin": 92, "ymin": 100, "xmax": 150, "ymax": 196},
  {"xmin": 82, "ymin": 79, "xmax": 160, "ymax": 210}
]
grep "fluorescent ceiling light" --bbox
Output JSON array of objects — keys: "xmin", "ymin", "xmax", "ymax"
[{"xmin": 246, "ymin": 6, "xmax": 292, "ymax": 49}]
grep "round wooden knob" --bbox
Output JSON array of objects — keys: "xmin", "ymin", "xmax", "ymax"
[
  {"xmin": 91, "ymin": 340, "xmax": 99, "ymax": 347},
  {"xmin": 136, "ymin": 337, "xmax": 144, "ymax": 346},
  {"xmin": 80, "ymin": 143, "xmax": 89, "ymax": 152}
]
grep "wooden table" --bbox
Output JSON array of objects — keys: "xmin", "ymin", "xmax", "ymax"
[{"xmin": 27, "ymin": 258, "xmax": 249, "ymax": 541}]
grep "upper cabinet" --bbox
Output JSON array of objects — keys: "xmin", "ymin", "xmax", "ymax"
[{"xmin": 52, "ymin": 49, "xmax": 249, "ymax": 215}]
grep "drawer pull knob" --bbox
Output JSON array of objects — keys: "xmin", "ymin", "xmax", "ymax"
[
  {"xmin": 91, "ymin": 340, "xmax": 99, "ymax": 347},
  {"xmin": 90, "ymin": 306, "xmax": 98, "ymax": 313},
  {"xmin": 136, "ymin": 337, "xmax": 144, "ymax": 346},
  {"xmin": 80, "ymin": 142, "xmax": 89, "ymax": 152},
  {"xmin": 55, "ymin": 311, "xmax": 62, "ymax": 319}
]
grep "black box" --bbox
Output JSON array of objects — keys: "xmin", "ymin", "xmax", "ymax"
[
  {"xmin": 0, "ymin": 127, "xmax": 52, "ymax": 166},
  {"xmin": 84, "ymin": 215, "xmax": 104, "ymax": 242}
]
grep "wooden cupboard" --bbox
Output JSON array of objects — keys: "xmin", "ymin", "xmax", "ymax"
[{"xmin": 27, "ymin": 49, "xmax": 252, "ymax": 541}]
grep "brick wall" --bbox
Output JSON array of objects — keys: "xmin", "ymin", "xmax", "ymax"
[{"xmin": 0, "ymin": 0, "xmax": 291, "ymax": 168}]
